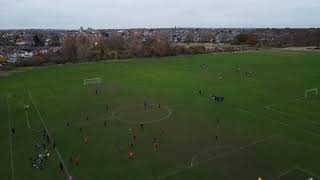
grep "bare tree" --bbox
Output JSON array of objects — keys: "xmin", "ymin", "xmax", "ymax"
[{"xmin": 61, "ymin": 35, "xmax": 77, "ymax": 62}]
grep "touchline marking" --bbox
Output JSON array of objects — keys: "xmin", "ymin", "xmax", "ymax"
[
  {"xmin": 155, "ymin": 135, "xmax": 275, "ymax": 180},
  {"xmin": 27, "ymin": 90, "xmax": 71, "ymax": 178},
  {"xmin": 7, "ymin": 95, "xmax": 15, "ymax": 180}
]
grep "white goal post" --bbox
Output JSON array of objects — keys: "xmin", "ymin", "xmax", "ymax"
[
  {"xmin": 83, "ymin": 78, "xmax": 102, "ymax": 86},
  {"xmin": 305, "ymin": 88, "xmax": 318, "ymax": 98}
]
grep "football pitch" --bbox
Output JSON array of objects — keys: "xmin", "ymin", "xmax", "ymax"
[{"xmin": 1, "ymin": 49, "xmax": 320, "ymax": 180}]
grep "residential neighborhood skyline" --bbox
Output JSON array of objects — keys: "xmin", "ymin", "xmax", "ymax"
[{"xmin": 1, "ymin": 27, "xmax": 320, "ymax": 31}]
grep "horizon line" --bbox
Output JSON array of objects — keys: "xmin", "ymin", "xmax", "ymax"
[{"xmin": 1, "ymin": 26, "xmax": 320, "ymax": 31}]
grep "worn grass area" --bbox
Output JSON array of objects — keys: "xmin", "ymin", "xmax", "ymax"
[{"xmin": 171, "ymin": 42, "xmax": 251, "ymax": 49}]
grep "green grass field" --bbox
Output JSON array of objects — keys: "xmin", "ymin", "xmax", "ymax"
[{"xmin": 1, "ymin": 50, "xmax": 320, "ymax": 180}]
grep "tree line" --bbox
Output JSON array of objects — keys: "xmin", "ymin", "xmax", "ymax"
[
  {"xmin": 14, "ymin": 34, "xmax": 243, "ymax": 67},
  {"xmin": 233, "ymin": 29, "xmax": 320, "ymax": 47}
]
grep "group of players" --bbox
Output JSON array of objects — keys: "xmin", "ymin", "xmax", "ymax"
[
  {"xmin": 73, "ymin": 98, "xmax": 165, "ymax": 161},
  {"xmin": 198, "ymin": 89, "xmax": 225, "ymax": 103},
  {"xmin": 127, "ymin": 123, "xmax": 164, "ymax": 159},
  {"xmin": 211, "ymin": 95, "xmax": 225, "ymax": 103}
]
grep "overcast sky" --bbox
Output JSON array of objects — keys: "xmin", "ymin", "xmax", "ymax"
[{"xmin": 1, "ymin": 0, "xmax": 320, "ymax": 29}]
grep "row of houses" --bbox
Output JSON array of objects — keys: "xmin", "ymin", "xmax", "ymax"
[
  {"xmin": 0, "ymin": 50, "xmax": 35, "ymax": 64},
  {"xmin": 0, "ymin": 47, "xmax": 61, "ymax": 64}
]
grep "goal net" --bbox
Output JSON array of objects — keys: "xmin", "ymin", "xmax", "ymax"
[
  {"xmin": 304, "ymin": 88, "xmax": 318, "ymax": 98},
  {"xmin": 83, "ymin": 78, "xmax": 102, "ymax": 86}
]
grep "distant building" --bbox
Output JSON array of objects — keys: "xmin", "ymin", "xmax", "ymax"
[
  {"xmin": 19, "ymin": 51, "xmax": 33, "ymax": 58},
  {"xmin": 0, "ymin": 55, "xmax": 8, "ymax": 64},
  {"xmin": 8, "ymin": 53, "xmax": 18, "ymax": 63}
]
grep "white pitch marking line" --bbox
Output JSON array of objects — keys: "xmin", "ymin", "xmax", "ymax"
[
  {"xmin": 155, "ymin": 135, "xmax": 275, "ymax": 180},
  {"xmin": 22, "ymin": 89, "xmax": 43, "ymax": 133},
  {"xmin": 264, "ymin": 97, "xmax": 305, "ymax": 109},
  {"xmin": 190, "ymin": 145, "xmax": 233, "ymax": 167},
  {"xmin": 7, "ymin": 95, "xmax": 15, "ymax": 180},
  {"xmin": 292, "ymin": 140, "xmax": 320, "ymax": 150},
  {"xmin": 264, "ymin": 107, "xmax": 320, "ymax": 137},
  {"xmin": 25, "ymin": 110, "xmax": 31, "ymax": 129},
  {"xmin": 24, "ymin": 109, "xmax": 41, "ymax": 133},
  {"xmin": 272, "ymin": 166, "xmax": 320, "ymax": 180},
  {"xmin": 296, "ymin": 167, "xmax": 320, "ymax": 179},
  {"xmin": 23, "ymin": 88, "xmax": 31, "ymax": 129},
  {"xmin": 265, "ymin": 106, "xmax": 320, "ymax": 126},
  {"xmin": 27, "ymin": 90, "xmax": 71, "ymax": 178},
  {"xmin": 113, "ymin": 105, "xmax": 173, "ymax": 125},
  {"xmin": 236, "ymin": 107, "xmax": 320, "ymax": 138},
  {"xmin": 271, "ymin": 167, "xmax": 297, "ymax": 180}
]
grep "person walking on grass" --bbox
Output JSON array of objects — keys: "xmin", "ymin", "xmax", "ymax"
[
  {"xmin": 69, "ymin": 156, "xmax": 73, "ymax": 165},
  {"xmin": 84, "ymin": 137, "xmax": 88, "ymax": 144},
  {"xmin": 160, "ymin": 128, "xmax": 165, "ymax": 137},
  {"xmin": 46, "ymin": 134, "xmax": 50, "ymax": 144},
  {"xmin": 59, "ymin": 161, "xmax": 64, "ymax": 172},
  {"xmin": 144, "ymin": 101, "xmax": 147, "ymax": 110},
  {"xmin": 130, "ymin": 141, "xmax": 134, "ymax": 148},
  {"xmin": 153, "ymin": 142, "xmax": 160, "ymax": 151},
  {"xmin": 128, "ymin": 151, "xmax": 135, "ymax": 159},
  {"xmin": 75, "ymin": 155, "xmax": 80, "ymax": 166}
]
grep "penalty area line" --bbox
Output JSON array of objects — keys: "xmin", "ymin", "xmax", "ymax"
[
  {"xmin": 23, "ymin": 88, "xmax": 31, "ymax": 129},
  {"xmin": 22, "ymin": 89, "xmax": 43, "ymax": 133},
  {"xmin": 264, "ymin": 97, "xmax": 305, "ymax": 109},
  {"xmin": 271, "ymin": 167, "xmax": 297, "ymax": 180},
  {"xmin": 24, "ymin": 107, "xmax": 42, "ymax": 133},
  {"xmin": 296, "ymin": 167, "xmax": 320, "ymax": 179},
  {"xmin": 271, "ymin": 166, "xmax": 320, "ymax": 180},
  {"xmin": 27, "ymin": 90, "xmax": 71, "ymax": 178},
  {"xmin": 190, "ymin": 145, "xmax": 233, "ymax": 167},
  {"xmin": 155, "ymin": 135, "xmax": 275, "ymax": 180},
  {"xmin": 25, "ymin": 110, "xmax": 31, "ymax": 129},
  {"xmin": 235, "ymin": 107, "xmax": 320, "ymax": 138},
  {"xmin": 264, "ymin": 106, "xmax": 320, "ymax": 127}
]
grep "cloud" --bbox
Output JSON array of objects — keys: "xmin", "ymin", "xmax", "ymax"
[{"xmin": 0, "ymin": 0, "xmax": 319, "ymax": 29}]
